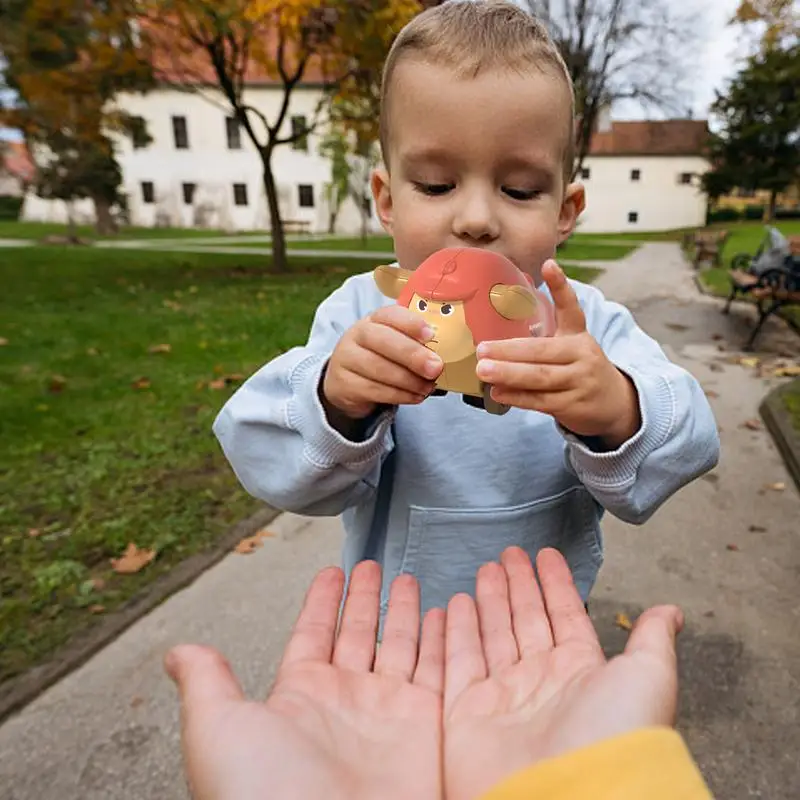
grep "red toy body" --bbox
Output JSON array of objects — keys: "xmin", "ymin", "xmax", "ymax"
[{"xmin": 373, "ymin": 247, "xmax": 555, "ymax": 414}]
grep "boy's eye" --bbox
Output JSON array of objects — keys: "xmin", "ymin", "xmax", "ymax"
[
  {"xmin": 440, "ymin": 304, "xmax": 454, "ymax": 316},
  {"xmin": 413, "ymin": 182, "xmax": 453, "ymax": 196},
  {"xmin": 504, "ymin": 187, "xmax": 541, "ymax": 201},
  {"xmin": 416, "ymin": 299, "xmax": 428, "ymax": 312}
]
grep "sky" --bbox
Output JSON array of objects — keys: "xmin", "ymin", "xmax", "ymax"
[{"xmin": 0, "ymin": 0, "xmax": 752, "ymax": 142}]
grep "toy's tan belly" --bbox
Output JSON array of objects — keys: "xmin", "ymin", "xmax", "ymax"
[{"xmin": 436, "ymin": 354, "xmax": 481, "ymax": 397}]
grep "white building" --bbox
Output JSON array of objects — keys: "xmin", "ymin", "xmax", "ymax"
[
  {"xmin": 578, "ymin": 115, "xmax": 711, "ymax": 233},
  {"xmin": 20, "ymin": 81, "xmax": 710, "ymax": 235},
  {"xmin": 22, "ymin": 81, "xmax": 376, "ymax": 235}
]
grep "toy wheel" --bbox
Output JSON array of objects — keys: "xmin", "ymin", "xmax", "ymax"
[{"xmin": 482, "ymin": 383, "xmax": 510, "ymax": 416}]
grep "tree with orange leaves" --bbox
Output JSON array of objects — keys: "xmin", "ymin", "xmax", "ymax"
[
  {"xmin": 146, "ymin": 0, "xmax": 426, "ymax": 272},
  {"xmin": 0, "ymin": 0, "xmax": 153, "ymax": 235}
]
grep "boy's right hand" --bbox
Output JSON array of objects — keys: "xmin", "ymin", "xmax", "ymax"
[{"xmin": 322, "ymin": 306, "xmax": 444, "ymax": 421}]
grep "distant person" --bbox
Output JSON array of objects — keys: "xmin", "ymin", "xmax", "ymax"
[
  {"xmin": 166, "ymin": 547, "xmax": 713, "ymax": 799},
  {"xmin": 212, "ymin": 0, "xmax": 719, "ymax": 625}
]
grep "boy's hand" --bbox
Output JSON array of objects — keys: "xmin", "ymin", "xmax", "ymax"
[
  {"xmin": 323, "ymin": 305, "xmax": 443, "ymax": 421},
  {"xmin": 476, "ymin": 261, "xmax": 641, "ymax": 449}
]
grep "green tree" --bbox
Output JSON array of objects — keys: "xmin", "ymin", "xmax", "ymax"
[
  {"xmin": 0, "ymin": 0, "xmax": 153, "ymax": 234},
  {"xmin": 318, "ymin": 128, "xmax": 351, "ymax": 234},
  {"xmin": 703, "ymin": 43, "xmax": 800, "ymax": 220}
]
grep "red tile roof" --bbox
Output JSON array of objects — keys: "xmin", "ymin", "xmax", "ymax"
[
  {"xmin": 1, "ymin": 141, "xmax": 36, "ymax": 182},
  {"xmin": 589, "ymin": 120, "xmax": 709, "ymax": 157}
]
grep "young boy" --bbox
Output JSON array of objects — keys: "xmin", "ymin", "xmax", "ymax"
[{"xmin": 213, "ymin": 0, "xmax": 719, "ymax": 617}]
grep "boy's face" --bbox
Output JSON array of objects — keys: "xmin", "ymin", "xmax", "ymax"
[{"xmin": 372, "ymin": 60, "xmax": 585, "ymax": 284}]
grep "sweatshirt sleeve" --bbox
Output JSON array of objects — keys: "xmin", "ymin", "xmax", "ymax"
[
  {"xmin": 560, "ymin": 282, "xmax": 720, "ymax": 525},
  {"xmin": 478, "ymin": 728, "xmax": 713, "ymax": 800},
  {"xmin": 212, "ymin": 274, "xmax": 396, "ymax": 516}
]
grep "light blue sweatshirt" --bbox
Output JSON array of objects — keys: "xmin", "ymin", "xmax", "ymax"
[{"xmin": 213, "ymin": 271, "xmax": 720, "ymax": 615}]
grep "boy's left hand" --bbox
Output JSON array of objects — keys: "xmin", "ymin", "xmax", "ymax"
[{"xmin": 476, "ymin": 260, "xmax": 641, "ymax": 449}]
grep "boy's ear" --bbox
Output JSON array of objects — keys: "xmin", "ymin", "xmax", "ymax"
[
  {"xmin": 557, "ymin": 182, "xmax": 586, "ymax": 244},
  {"xmin": 371, "ymin": 166, "xmax": 394, "ymax": 235}
]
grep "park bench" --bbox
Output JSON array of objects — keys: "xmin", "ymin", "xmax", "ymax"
[
  {"xmin": 281, "ymin": 219, "xmax": 311, "ymax": 235},
  {"xmin": 686, "ymin": 229, "xmax": 729, "ymax": 268},
  {"xmin": 723, "ymin": 255, "xmax": 800, "ymax": 350}
]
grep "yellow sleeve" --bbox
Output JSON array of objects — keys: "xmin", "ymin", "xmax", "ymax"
[{"xmin": 478, "ymin": 727, "xmax": 713, "ymax": 800}]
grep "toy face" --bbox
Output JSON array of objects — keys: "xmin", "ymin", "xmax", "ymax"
[{"xmin": 408, "ymin": 293, "xmax": 474, "ymax": 363}]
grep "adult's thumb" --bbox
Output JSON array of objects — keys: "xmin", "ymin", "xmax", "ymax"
[
  {"xmin": 624, "ymin": 605, "xmax": 683, "ymax": 665},
  {"xmin": 165, "ymin": 644, "xmax": 245, "ymax": 713}
]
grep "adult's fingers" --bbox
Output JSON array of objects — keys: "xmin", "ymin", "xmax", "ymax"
[
  {"xmin": 414, "ymin": 608, "xmax": 446, "ymax": 695},
  {"xmin": 276, "ymin": 566, "xmax": 345, "ymax": 673},
  {"xmin": 375, "ymin": 573, "xmax": 421, "ymax": 682},
  {"xmin": 624, "ymin": 605, "xmax": 683, "ymax": 665},
  {"xmin": 332, "ymin": 560, "xmax": 382, "ymax": 672},
  {"xmin": 165, "ymin": 644, "xmax": 245, "ymax": 716},
  {"xmin": 444, "ymin": 594, "xmax": 487, "ymax": 711},
  {"xmin": 475, "ymin": 562, "xmax": 519, "ymax": 675}
]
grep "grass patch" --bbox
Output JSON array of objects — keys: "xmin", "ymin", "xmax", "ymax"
[
  {"xmin": 557, "ymin": 241, "xmax": 636, "ymax": 261},
  {"xmin": 783, "ymin": 380, "xmax": 800, "ymax": 433},
  {"xmin": 0, "ymin": 221, "xmax": 248, "ymax": 241},
  {"xmin": 288, "ymin": 235, "xmax": 395, "ymax": 252},
  {"xmin": 0, "ymin": 245, "xmax": 597, "ymax": 684}
]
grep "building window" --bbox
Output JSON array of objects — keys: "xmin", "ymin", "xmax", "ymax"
[
  {"xmin": 141, "ymin": 181, "xmax": 155, "ymax": 204},
  {"xmin": 131, "ymin": 116, "xmax": 148, "ymax": 149},
  {"xmin": 630, "ymin": 169, "xmax": 641, "ymax": 182},
  {"xmin": 182, "ymin": 183, "xmax": 196, "ymax": 205},
  {"xmin": 679, "ymin": 172, "xmax": 693, "ymax": 185},
  {"xmin": 233, "ymin": 183, "xmax": 248, "ymax": 206},
  {"xmin": 580, "ymin": 167, "xmax": 591, "ymax": 180},
  {"xmin": 172, "ymin": 115, "xmax": 189, "ymax": 149},
  {"xmin": 291, "ymin": 115, "xmax": 309, "ymax": 151},
  {"xmin": 226, "ymin": 117, "xmax": 241, "ymax": 150},
  {"xmin": 298, "ymin": 184, "xmax": 315, "ymax": 208},
  {"xmin": 628, "ymin": 211, "xmax": 639, "ymax": 224}
]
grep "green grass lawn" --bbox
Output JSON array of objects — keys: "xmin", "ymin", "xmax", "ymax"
[
  {"xmin": 0, "ymin": 245, "xmax": 598, "ymax": 684},
  {"xmin": 0, "ymin": 220, "xmax": 248, "ymax": 241}
]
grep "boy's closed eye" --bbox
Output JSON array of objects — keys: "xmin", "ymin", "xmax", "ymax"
[{"xmin": 412, "ymin": 182, "xmax": 542, "ymax": 201}]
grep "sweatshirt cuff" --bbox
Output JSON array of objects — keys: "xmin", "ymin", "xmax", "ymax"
[
  {"xmin": 478, "ymin": 728, "xmax": 711, "ymax": 800},
  {"xmin": 286, "ymin": 354, "xmax": 395, "ymax": 469},
  {"xmin": 561, "ymin": 366, "xmax": 675, "ymax": 488}
]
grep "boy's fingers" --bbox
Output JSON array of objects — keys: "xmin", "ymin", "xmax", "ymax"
[
  {"xmin": 476, "ymin": 336, "xmax": 576, "ymax": 364},
  {"xmin": 476, "ymin": 360, "xmax": 578, "ymax": 392},
  {"xmin": 339, "ymin": 370, "xmax": 431, "ymax": 407},
  {"xmin": 370, "ymin": 304, "xmax": 437, "ymax": 344},
  {"xmin": 357, "ymin": 319, "xmax": 443, "ymax": 381},
  {"xmin": 541, "ymin": 261, "xmax": 586, "ymax": 336},
  {"xmin": 347, "ymin": 348, "xmax": 436, "ymax": 397}
]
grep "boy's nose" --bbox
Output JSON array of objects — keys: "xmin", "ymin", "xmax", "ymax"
[{"xmin": 453, "ymin": 190, "xmax": 499, "ymax": 244}]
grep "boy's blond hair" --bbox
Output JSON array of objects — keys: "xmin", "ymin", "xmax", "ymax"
[{"xmin": 380, "ymin": 0, "xmax": 576, "ymax": 183}]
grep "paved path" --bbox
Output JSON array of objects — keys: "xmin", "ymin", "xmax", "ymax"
[{"xmin": 1, "ymin": 243, "xmax": 799, "ymax": 799}]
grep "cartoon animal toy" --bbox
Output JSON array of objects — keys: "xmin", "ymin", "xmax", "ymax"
[{"xmin": 373, "ymin": 247, "xmax": 555, "ymax": 415}]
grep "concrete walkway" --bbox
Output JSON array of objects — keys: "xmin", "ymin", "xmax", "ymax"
[{"xmin": 1, "ymin": 243, "xmax": 799, "ymax": 799}]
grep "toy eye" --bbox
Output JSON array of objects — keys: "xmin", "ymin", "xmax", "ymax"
[
  {"xmin": 416, "ymin": 299, "xmax": 428, "ymax": 312},
  {"xmin": 440, "ymin": 304, "xmax": 453, "ymax": 316}
]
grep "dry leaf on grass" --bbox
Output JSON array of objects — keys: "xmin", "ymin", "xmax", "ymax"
[
  {"xmin": 27, "ymin": 528, "xmax": 42, "ymax": 538},
  {"xmin": 49, "ymin": 375, "xmax": 67, "ymax": 394},
  {"xmin": 0, "ymin": 337, "xmax": 8, "ymax": 346},
  {"xmin": 89, "ymin": 605, "xmax": 106, "ymax": 614},
  {"xmin": 91, "ymin": 577, "xmax": 106, "ymax": 591},
  {"xmin": 132, "ymin": 376, "xmax": 152, "ymax": 391},
  {"xmin": 86, "ymin": 347, "xmax": 99, "ymax": 356},
  {"xmin": 208, "ymin": 378, "xmax": 227, "ymax": 391},
  {"xmin": 205, "ymin": 374, "xmax": 245, "ymax": 391},
  {"xmin": 111, "ymin": 543, "xmax": 156, "ymax": 574},
  {"xmin": 163, "ymin": 300, "xmax": 182, "ymax": 311},
  {"xmin": 148, "ymin": 343, "xmax": 172, "ymax": 354},
  {"xmin": 741, "ymin": 419, "xmax": 763, "ymax": 431},
  {"xmin": 614, "ymin": 612, "xmax": 633, "ymax": 631}
]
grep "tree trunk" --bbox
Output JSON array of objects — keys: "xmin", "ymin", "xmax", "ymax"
[
  {"xmin": 93, "ymin": 196, "xmax": 118, "ymax": 236},
  {"xmin": 260, "ymin": 147, "xmax": 288, "ymax": 273},
  {"xmin": 360, "ymin": 200, "xmax": 368, "ymax": 244},
  {"xmin": 766, "ymin": 189, "xmax": 778, "ymax": 222}
]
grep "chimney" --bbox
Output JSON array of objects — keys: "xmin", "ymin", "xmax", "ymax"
[{"xmin": 597, "ymin": 104, "xmax": 612, "ymax": 134}]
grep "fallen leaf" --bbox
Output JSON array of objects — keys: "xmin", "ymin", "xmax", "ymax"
[
  {"xmin": 132, "ymin": 377, "xmax": 152, "ymax": 390},
  {"xmin": 0, "ymin": 337, "xmax": 8, "ymax": 346},
  {"xmin": 111, "ymin": 543, "xmax": 156, "ymax": 574},
  {"xmin": 614, "ymin": 612, "xmax": 633, "ymax": 631},
  {"xmin": 704, "ymin": 389, "xmax": 719, "ymax": 399},
  {"xmin": 739, "ymin": 357, "xmax": 760, "ymax": 368},
  {"xmin": 703, "ymin": 610, "xmax": 715, "ymax": 618},
  {"xmin": 148, "ymin": 343, "xmax": 172, "ymax": 354},
  {"xmin": 208, "ymin": 378, "xmax": 227, "ymax": 391},
  {"xmin": 49, "ymin": 375, "xmax": 67, "ymax": 394},
  {"xmin": 772, "ymin": 365, "xmax": 800, "ymax": 378},
  {"xmin": 163, "ymin": 299, "xmax": 182, "ymax": 311},
  {"xmin": 89, "ymin": 604, "xmax": 106, "ymax": 614},
  {"xmin": 711, "ymin": 334, "xmax": 724, "ymax": 341},
  {"xmin": 91, "ymin": 577, "xmax": 106, "ymax": 591},
  {"xmin": 709, "ymin": 363, "xmax": 724, "ymax": 373},
  {"xmin": 748, "ymin": 525, "xmax": 767, "ymax": 533},
  {"xmin": 86, "ymin": 347, "xmax": 99, "ymax": 356},
  {"xmin": 213, "ymin": 364, "xmax": 225, "ymax": 375},
  {"xmin": 130, "ymin": 696, "xmax": 144, "ymax": 709},
  {"xmin": 741, "ymin": 419, "xmax": 763, "ymax": 431},
  {"xmin": 764, "ymin": 482, "xmax": 786, "ymax": 492},
  {"xmin": 726, "ymin": 543, "xmax": 740, "ymax": 552},
  {"xmin": 666, "ymin": 323, "xmax": 690, "ymax": 332},
  {"xmin": 235, "ymin": 535, "xmax": 264, "ymax": 555},
  {"xmin": 27, "ymin": 528, "xmax": 42, "ymax": 538},
  {"xmin": 255, "ymin": 529, "xmax": 275, "ymax": 540}
]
